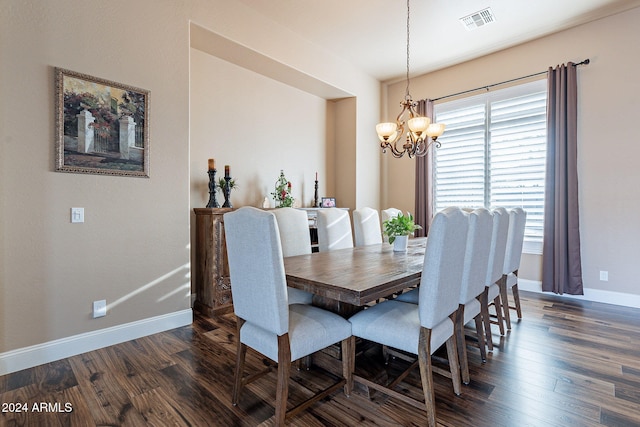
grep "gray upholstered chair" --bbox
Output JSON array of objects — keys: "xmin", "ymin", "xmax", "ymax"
[
  {"xmin": 224, "ymin": 207, "xmax": 354, "ymax": 426},
  {"xmin": 482, "ymin": 207, "xmax": 509, "ymax": 351},
  {"xmin": 500, "ymin": 207, "xmax": 527, "ymax": 329},
  {"xmin": 353, "ymin": 207, "xmax": 383, "ymax": 247},
  {"xmin": 317, "ymin": 208, "xmax": 353, "ymax": 251},
  {"xmin": 395, "ymin": 208, "xmax": 493, "ymax": 383},
  {"xmin": 381, "ymin": 208, "xmax": 402, "ymax": 243},
  {"xmin": 271, "ymin": 207, "xmax": 314, "ymax": 305},
  {"xmin": 348, "ymin": 207, "xmax": 469, "ymax": 427},
  {"xmin": 381, "ymin": 207, "xmax": 402, "ymax": 224}
]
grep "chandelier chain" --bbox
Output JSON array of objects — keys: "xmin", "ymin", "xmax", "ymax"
[{"xmin": 405, "ymin": 0, "xmax": 410, "ymax": 98}]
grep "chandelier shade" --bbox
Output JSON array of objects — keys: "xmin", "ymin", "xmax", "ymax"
[{"xmin": 377, "ymin": 0, "xmax": 445, "ymax": 158}]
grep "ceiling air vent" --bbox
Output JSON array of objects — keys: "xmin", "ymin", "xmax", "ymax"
[{"xmin": 460, "ymin": 7, "xmax": 495, "ymax": 31}]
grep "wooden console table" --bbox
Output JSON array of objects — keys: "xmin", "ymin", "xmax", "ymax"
[{"xmin": 193, "ymin": 208, "xmax": 234, "ymax": 317}]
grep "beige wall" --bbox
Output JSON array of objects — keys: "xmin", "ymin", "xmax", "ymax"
[
  {"xmin": 383, "ymin": 7, "xmax": 640, "ymax": 297},
  {"xmin": 0, "ymin": 1, "xmax": 192, "ymax": 354},
  {"xmin": 190, "ymin": 48, "xmax": 331, "ymax": 209},
  {"xmin": 0, "ymin": 0, "xmax": 381, "ymax": 363}
]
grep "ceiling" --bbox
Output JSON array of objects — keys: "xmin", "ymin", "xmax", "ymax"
[{"xmin": 236, "ymin": 0, "xmax": 640, "ymax": 82}]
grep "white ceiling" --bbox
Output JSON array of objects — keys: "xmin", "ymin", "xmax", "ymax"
[{"xmin": 236, "ymin": 0, "xmax": 640, "ymax": 82}]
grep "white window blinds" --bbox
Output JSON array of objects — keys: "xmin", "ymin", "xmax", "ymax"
[{"xmin": 433, "ymin": 79, "xmax": 547, "ymax": 253}]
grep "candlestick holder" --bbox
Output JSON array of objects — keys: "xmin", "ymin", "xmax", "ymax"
[
  {"xmin": 206, "ymin": 169, "xmax": 220, "ymax": 208},
  {"xmin": 222, "ymin": 176, "xmax": 233, "ymax": 208},
  {"xmin": 313, "ymin": 179, "xmax": 319, "ymax": 207}
]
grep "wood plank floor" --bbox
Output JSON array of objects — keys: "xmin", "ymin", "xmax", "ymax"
[{"xmin": 2, "ymin": 291, "xmax": 640, "ymax": 426}]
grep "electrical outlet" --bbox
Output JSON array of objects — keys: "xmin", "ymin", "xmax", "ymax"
[
  {"xmin": 599, "ymin": 271, "xmax": 609, "ymax": 281},
  {"xmin": 93, "ymin": 300, "xmax": 107, "ymax": 318}
]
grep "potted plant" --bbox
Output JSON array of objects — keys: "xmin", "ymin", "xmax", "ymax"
[{"xmin": 383, "ymin": 212, "xmax": 422, "ymax": 251}]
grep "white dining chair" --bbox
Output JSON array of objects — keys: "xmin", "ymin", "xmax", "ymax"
[
  {"xmin": 482, "ymin": 207, "xmax": 509, "ymax": 351},
  {"xmin": 271, "ymin": 208, "xmax": 315, "ymax": 305},
  {"xmin": 500, "ymin": 207, "xmax": 527, "ymax": 329},
  {"xmin": 381, "ymin": 207, "xmax": 402, "ymax": 224},
  {"xmin": 224, "ymin": 207, "xmax": 354, "ymax": 426},
  {"xmin": 353, "ymin": 207, "xmax": 383, "ymax": 247},
  {"xmin": 381, "ymin": 208, "xmax": 402, "ymax": 243},
  {"xmin": 395, "ymin": 208, "xmax": 493, "ymax": 382},
  {"xmin": 317, "ymin": 208, "xmax": 353, "ymax": 251},
  {"xmin": 348, "ymin": 207, "xmax": 469, "ymax": 427}
]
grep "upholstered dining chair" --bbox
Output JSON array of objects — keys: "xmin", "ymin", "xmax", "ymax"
[
  {"xmin": 348, "ymin": 207, "xmax": 469, "ymax": 427},
  {"xmin": 500, "ymin": 207, "xmax": 527, "ymax": 329},
  {"xmin": 396, "ymin": 208, "xmax": 493, "ymax": 383},
  {"xmin": 271, "ymin": 208, "xmax": 314, "ymax": 305},
  {"xmin": 317, "ymin": 208, "xmax": 353, "ymax": 251},
  {"xmin": 482, "ymin": 207, "xmax": 509, "ymax": 351},
  {"xmin": 353, "ymin": 207, "xmax": 383, "ymax": 247},
  {"xmin": 381, "ymin": 208, "xmax": 402, "ymax": 243},
  {"xmin": 224, "ymin": 207, "xmax": 354, "ymax": 426},
  {"xmin": 381, "ymin": 207, "xmax": 402, "ymax": 224}
]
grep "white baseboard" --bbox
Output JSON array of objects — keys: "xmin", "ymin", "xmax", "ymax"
[
  {"xmin": 519, "ymin": 279, "xmax": 640, "ymax": 309},
  {"xmin": 0, "ymin": 309, "xmax": 193, "ymax": 376}
]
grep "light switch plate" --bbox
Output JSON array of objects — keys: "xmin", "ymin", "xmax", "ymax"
[{"xmin": 71, "ymin": 207, "xmax": 84, "ymax": 223}]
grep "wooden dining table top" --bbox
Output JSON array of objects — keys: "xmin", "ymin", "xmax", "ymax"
[{"xmin": 284, "ymin": 237, "xmax": 427, "ymax": 307}]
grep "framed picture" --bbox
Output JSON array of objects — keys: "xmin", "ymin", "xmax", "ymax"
[
  {"xmin": 321, "ymin": 197, "xmax": 336, "ymax": 208},
  {"xmin": 55, "ymin": 67, "xmax": 150, "ymax": 177}
]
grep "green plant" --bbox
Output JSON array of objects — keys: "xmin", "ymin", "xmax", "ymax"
[
  {"xmin": 271, "ymin": 170, "xmax": 294, "ymax": 208},
  {"xmin": 217, "ymin": 178, "xmax": 238, "ymax": 192},
  {"xmin": 383, "ymin": 212, "xmax": 422, "ymax": 244}
]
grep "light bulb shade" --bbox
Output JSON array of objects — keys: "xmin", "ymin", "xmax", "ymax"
[
  {"xmin": 376, "ymin": 122, "xmax": 398, "ymax": 139},
  {"xmin": 407, "ymin": 116, "xmax": 430, "ymax": 134},
  {"xmin": 426, "ymin": 123, "xmax": 445, "ymax": 137}
]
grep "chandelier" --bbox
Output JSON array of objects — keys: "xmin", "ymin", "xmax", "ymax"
[{"xmin": 376, "ymin": 0, "xmax": 445, "ymax": 158}]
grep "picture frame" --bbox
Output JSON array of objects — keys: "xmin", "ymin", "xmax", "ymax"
[
  {"xmin": 55, "ymin": 67, "xmax": 150, "ymax": 177},
  {"xmin": 321, "ymin": 197, "xmax": 336, "ymax": 208}
]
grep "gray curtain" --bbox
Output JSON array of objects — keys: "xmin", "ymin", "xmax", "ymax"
[
  {"xmin": 542, "ymin": 63, "xmax": 584, "ymax": 295},
  {"xmin": 414, "ymin": 99, "xmax": 435, "ymax": 237}
]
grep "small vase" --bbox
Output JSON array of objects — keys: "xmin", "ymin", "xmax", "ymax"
[{"xmin": 393, "ymin": 235, "xmax": 409, "ymax": 252}]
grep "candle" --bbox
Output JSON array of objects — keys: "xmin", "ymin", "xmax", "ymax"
[
  {"xmin": 208, "ymin": 158, "xmax": 215, "ymax": 170},
  {"xmin": 225, "ymin": 165, "xmax": 230, "ymax": 177},
  {"xmin": 315, "ymin": 171, "xmax": 318, "ymax": 181}
]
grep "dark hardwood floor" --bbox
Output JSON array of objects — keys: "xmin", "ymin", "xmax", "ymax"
[{"xmin": 2, "ymin": 290, "xmax": 640, "ymax": 426}]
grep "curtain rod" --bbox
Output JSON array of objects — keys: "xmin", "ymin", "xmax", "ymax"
[{"xmin": 431, "ymin": 59, "xmax": 590, "ymax": 102}]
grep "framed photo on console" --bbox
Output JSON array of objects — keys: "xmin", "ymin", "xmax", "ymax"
[
  {"xmin": 55, "ymin": 67, "xmax": 150, "ymax": 177},
  {"xmin": 321, "ymin": 197, "xmax": 336, "ymax": 208}
]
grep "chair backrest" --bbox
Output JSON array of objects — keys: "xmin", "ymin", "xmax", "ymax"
[
  {"xmin": 381, "ymin": 207, "xmax": 402, "ymax": 224},
  {"xmin": 271, "ymin": 207, "xmax": 312, "ymax": 257},
  {"xmin": 485, "ymin": 207, "xmax": 510, "ymax": 286},
  {"xmin": 353, "ymin": 207, "xmax": 383, "ymax": 247},
  {"xmin": 459, "ymin": 208, "xmax": 493, "ymax": 304},
  {"xmin": 503, "ymin": 208, "xmax": 527, "ymax": 275},
  {"xmin": 418, "ymin": 207, "xmax": 469, "ymax": 329},
  {"xmin": 317, "ymin": 208, "xmax": 353, "ymax": 251},
  {"xmin": 224, "ymin": 207, "xmax": 288, "ymax": 336}
]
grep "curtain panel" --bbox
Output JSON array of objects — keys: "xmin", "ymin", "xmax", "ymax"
[
  {"xmin": 542, "ymin": 63, "xmax": 584, "ymax": 295},
  {"xmin": 414, "ymin": 99, "xmax": 435, "ymax": 237}
]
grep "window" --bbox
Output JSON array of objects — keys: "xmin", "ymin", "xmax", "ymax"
[{"xmin": 433, "ymin": 79, "xmax": 547, "ymax": 254}]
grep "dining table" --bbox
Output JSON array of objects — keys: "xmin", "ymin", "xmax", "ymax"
[{"xmin": 284, "ymin": 237, "xmax": 427, "ymax": 317}]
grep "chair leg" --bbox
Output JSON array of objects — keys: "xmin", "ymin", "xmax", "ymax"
[
  {"xmin": 417, "ymin": 328, "xmax": 437, "ymax": 427},
  {"xmin": 445, "ymin": 335, "xmax": 462, "ymax": 396},
  {"xmin": 481, "ymin": 288, "xmax": 493, "ymax": 351},
  {"xmin": 276, "ymin": 334, "xmax": 292, "ymax": 426},
  {"xmin": 493, "ymin": 292, "xmax": 505, "ymax": 336},
  {"xmin": 473, "ymin": 312, "xmax": 487, "ymax": 362},
  {"xmin": 455, "ymin": 305, "xmax": 470, "ymax": 385},
  {"xmin": 512, "ymin": 282, "xmax": 523, "ymax": 319},
  {"xmin": 342, "ymin": 336, "xmax": 355, "ymax": 396},
  {"xmin": 232, "ymin": 319, "xmax": 247, "ymax": 406},
  {"xmin": 499, "ymin": 276, "xmax": 512, "ymax": 330}
]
